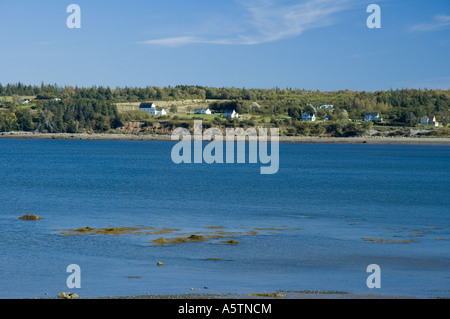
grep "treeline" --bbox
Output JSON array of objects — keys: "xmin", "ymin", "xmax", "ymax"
[
  {"xmin": 0, "ymin": 98, "xmax": 122, "ymax": 133},
  {"xmin": 2, "ymin": 82, "xmax": 449, "ymax": 109},
  {"xmin": 0, "ymin": 83, "xmax": 279, "ymax": 101}
]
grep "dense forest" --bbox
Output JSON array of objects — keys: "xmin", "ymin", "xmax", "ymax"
[{"xmin": 0, "ymin": 82, "xmax": 449, "ymax": 136}]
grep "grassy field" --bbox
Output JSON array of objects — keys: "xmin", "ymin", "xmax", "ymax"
[
  {"xmin": 0, "ymin": 96, "xmax": 36, "ymax": 102},
  {"xmin": 116, "ymin": 99, "xmax": 221, "ymax": 116},
  {"xmin": 0, "ymin": 96, "xmax": 37, "ymax": 110},
  {"xmin": 177, "ymin": 114, "xmax": 219, "ymax": 120}
]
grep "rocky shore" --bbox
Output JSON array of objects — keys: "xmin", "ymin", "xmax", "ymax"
[
  {"xmin": 1, "ymin": 131, "xmax": 450, "ymax": 145},
  {"xmin": 83, "ymin": 291, "xmax": 421, "ymax": 299}
]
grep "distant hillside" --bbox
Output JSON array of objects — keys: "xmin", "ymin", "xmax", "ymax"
[{"xmin": 0, "ymin": 83, "xmax": 449, "ymax": 137}]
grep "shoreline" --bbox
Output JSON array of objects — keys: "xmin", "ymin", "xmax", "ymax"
[
  {"xmin": 51, "ymin": 291, "xmax": 426, "ymax": 300},
  {"xmin": 1, "ymin": 131, "xmax": 450, "ymax": 145}
]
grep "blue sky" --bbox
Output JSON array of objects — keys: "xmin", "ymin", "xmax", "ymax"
[{"xmin": 0, "ymin": 0, "xmax": 449, "ymax": 91}]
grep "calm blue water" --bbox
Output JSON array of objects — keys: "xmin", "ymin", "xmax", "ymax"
[{"xmin": 0, "ymin": 139, "xmax": 449, "ymax": 298}]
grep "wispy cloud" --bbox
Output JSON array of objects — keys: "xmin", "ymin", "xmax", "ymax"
[
  {"xmin": 139, "ymin": 36, "xmax": 247, "ymax": 47},
  {"xmin": 140, "ymin": 0, "xmax": 355, "ymax": 47},
  {"xmin": 410, "ymin": 14, "xmax": 450, "ymax": 32},
  {"xmin": 140, "ymin": 36, "xmax": 204, "ymax": 48}
]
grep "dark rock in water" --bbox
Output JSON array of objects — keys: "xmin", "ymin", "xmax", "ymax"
[
  {"xmin": 19, "ymin": 214, "xmax": 42, "ymax": 221},
  {"xmin": 75, "ymin": 227, "xmax": 95, "ymax": 232},
  {"xmin": 153, "ymin": 237, "xmax": 167, "ymax": 244},
  {"xmin": 222, "ymin": 240, "xmax": 239, "ymax": 245},
  {"xmin": 188, "ymin": 234, "xmax": 205, "ymax": 242}
]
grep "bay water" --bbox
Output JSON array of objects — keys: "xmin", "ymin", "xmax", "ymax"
[{"xmin": 0, "ymin": 139, "xmax": 448, "ymax": 298}]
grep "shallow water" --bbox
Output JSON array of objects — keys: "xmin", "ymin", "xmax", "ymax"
[{"xmin": 0, "ymin": 139, "xmax": 449, "ymax": 298}]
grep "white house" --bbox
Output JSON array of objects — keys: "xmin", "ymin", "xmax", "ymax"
[
  {"xmin": 317, "ymin": 104, "xmax": 334, "ymax": 110},
  {"xmin": 224, "ymin": 110, "xmax": 239, "ymax": 119},
  {"xmin": 139, "ymin": 102, "xmax": 156, "ymax": 110},
  {"xmin": 421, "ymin": 116, "xmax": 439, "ymax": 127},
  {"xmin": 194, "ymin": 108, "xmax": 212, "ymax": 115},
  {"xmin": 148, "ymin": 108, "xmax": 167, "ymax": 115},
  {"xmin": 139, "ymin": 102, "xmax": 167, "ymax": 116},
  {"xmin": 364, "ymin": 112, "xmax": 383, "ymax": 122},
  {"xmin": 302, "ymin": 112, "xmax": 316, "ymax": 122},
  {"xmin": 20, "ymin": 99, "xmax": 31, "ymax": 105}
]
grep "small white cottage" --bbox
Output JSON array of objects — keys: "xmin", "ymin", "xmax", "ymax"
[
  {"xmin": 224, "ymin": 110, "xmax": 239, "ymax": 119},
  {"xmin": 420, "ymin": 116, "xmax": 439, "ymax": 127},
  {"xmin": 139, "ymin": 103, "xmax": 166, "ymax": 115},
  {"xmin": 194, "ymin": 108, "xmax": 212, "ymax": 115},
  {"xmin": 302, "ymin": 112, "xmax": 316, "ymax": 122},
  {"xmin": 364, "ymin": 112, "xmax": 383, "ymax": 122}
]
